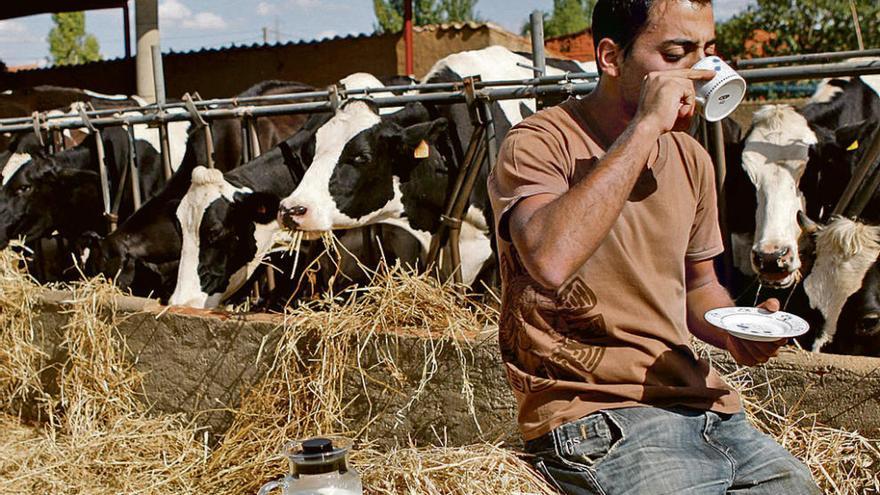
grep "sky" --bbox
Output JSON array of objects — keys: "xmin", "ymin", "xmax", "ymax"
[{"xmin": 0, "ymin": 0, "xmax": 754, "ymax": 68}]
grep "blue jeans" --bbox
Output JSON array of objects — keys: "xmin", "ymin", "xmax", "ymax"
[{"xmin": 524, "ymin": 407, "xmax": 821, "ymax": 495}]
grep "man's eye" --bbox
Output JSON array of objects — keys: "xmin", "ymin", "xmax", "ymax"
[{"xmin": 663, "ymin": 53, "xmax": 684, "ymax": 62}]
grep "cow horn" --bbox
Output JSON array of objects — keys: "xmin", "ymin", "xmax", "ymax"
[{"xmin": 797, "ymin": 210, "xmax": 821, "ymax": 235}]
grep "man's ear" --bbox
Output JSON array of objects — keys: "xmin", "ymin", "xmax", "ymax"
[
  {"xmin": 236, "ymin": 192, "xmax": 280, "ymax": 224},
  {"xmin": 596, "ymin": 38, "xmax": 623, "ymax": 77},
  {"xmin": 402, "ymin": 118, "xmax": 447, "ymax": 154}
]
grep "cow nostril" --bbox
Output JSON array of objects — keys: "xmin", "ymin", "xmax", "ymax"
[{"xmin": 291, "ymin": 205, "xmax": 307, "ymax": 216}]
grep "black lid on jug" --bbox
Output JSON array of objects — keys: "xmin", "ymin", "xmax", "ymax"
[{"xmin": 287, "ymin": 437, "xmax": 349, "ymax": 476}]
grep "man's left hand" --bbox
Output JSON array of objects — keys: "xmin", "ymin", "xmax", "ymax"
[{"xmin": 725, "ymin": 298, "xmax": 789, "ymax": 366}]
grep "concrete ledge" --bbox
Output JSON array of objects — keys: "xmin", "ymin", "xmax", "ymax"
[{"xmin": 27, "ymin": 291, "xmax": 880, "ymax": 446}]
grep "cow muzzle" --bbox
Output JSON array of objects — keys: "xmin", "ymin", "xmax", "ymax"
[
  {"xmin": 751, "ymin": 245, "xmax": 798, "ymax": 287},
  {"xmin": 277, "ymin": 204, "xmax": 308, "ymax": 231}
]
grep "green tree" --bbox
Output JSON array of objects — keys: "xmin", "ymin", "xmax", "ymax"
[
  {"xmin": 717, "ymin": 0, "xmax": 879, "ymax": 59},
  {"xmin": 373, "ymin": 0, "xmax": 480, "ymax": 33},
  {"xmin": 522, "ymin": 0, "xmax": 596, "ymax": 37},
  {"xmin": 48, "ymin": 12, "xmax": 101, "ymax": 66}
]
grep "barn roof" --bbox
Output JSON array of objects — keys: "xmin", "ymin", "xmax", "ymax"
[{"xmin": 0, "ymin": 0, "xmax": 127, "ymax": 21}]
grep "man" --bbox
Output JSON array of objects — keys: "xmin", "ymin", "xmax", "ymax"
[{"xmin": 487, "ymin": 0, "xmax": 821, "ymax": 493}]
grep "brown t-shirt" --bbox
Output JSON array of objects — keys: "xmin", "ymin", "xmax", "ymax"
[{"xmin": 488, "ymin": 99, "xmax": 741, "ymax": 442}]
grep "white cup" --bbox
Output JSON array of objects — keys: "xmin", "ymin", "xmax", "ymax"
[{"xmin": 692, "ymin": 56, "xmax": 747, "ymax": 122}]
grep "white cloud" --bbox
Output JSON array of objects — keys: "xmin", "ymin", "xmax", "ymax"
[
  {"xmin": 0, "ymin": 20, "xmax": 26, "ymax": 35},
  {"xmin": 289, "ymin": 0, "xmax": 320, "ymax": 7},
  {"xmin": 257, "ymin": 2, "xmax": 277, "ymax": 16},
  {"xmin": 159, "ymin": 0, "xmax": 227, "ymax": 30},
  {"xmin": 316, "ymin": 30, "xmax": 338, "ymax": 39},
  {"xmin": 159, "ymin": 0, "xmax": 191, "ymax": 22},
  {"xmin": 182, "ymin": 12, "xmax": 227, "ymax": 30}
]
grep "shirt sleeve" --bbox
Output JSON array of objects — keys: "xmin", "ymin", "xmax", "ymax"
[
  {"xmin": 686, "ymin": 137, "xmax": 725, "ymax": 262},
  {"xmin": 488, "ymin": 124, "xmax": 571, "ymax": 243}
]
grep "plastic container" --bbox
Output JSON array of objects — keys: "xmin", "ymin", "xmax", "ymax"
[{"xmin": 258, "ymin": 438, "xmax": 362, "ymax": 495}]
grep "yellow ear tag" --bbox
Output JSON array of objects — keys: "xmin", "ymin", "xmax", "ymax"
[
  {"xmin": 847, "ymin": 140, "xmax": 859, "ymax": 151},
  {"xmin": 414, "ymin": 139, "xmax": 430, "ymax": 159}
]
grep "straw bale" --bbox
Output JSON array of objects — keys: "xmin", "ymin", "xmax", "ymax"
[{"xmin": 1, "ymin": 245, "xmax": 879, "ymax": 494}]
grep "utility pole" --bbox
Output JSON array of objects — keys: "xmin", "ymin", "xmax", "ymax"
[{"xmin": 262, "ymin": 27, "xmax": 268, "ymax": 43}]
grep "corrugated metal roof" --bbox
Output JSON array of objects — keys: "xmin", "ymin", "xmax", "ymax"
[{"xmin": 7, "ymin": 22, "xmax": 517, "ymax": 73}]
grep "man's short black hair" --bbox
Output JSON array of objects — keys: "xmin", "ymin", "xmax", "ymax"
[{"xmin": 591, "ymin": 0, "xmax": 712, "ymax": 70}]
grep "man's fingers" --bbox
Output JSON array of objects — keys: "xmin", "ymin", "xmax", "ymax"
[
  {"xmin": 758, "ymin": 298, "xmax": 781, "ymax": 312},
  {"xmin": 686, "ymin": 68, "xmax": 717, "ymax": 80}
]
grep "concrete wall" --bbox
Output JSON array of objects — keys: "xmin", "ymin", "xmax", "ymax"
[{"xmin": 28, "ymin": 291, "xmax": 880, "ymax": 448}]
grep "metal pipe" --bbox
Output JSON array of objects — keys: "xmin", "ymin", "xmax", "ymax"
[
  {"xmin": 151, "ymin": 45, "xmax": 166, "ymax": 106},
  {"xmin": 6, "ymin": 60, "xmax": 880, "ymax": 135},
  {"xmin": 448, "ymin": 142, "xmax": 489, "ymax": 285},
  {"xmin": 404, "ymin": 0, "xmax": 414, "ymax": 76},
  {"xmin": 135, "ymin": 0, "xmax": 159, "ymax": 102},
  {"xmin": 158, "ymin": 123, "xmax": 173, "ymax": 179},
  {"xmin": 93, "ymin": 129, "xmax": 115, "ymax": 231},
  {"xmin": 833, "ymin": 125, "xmax": 880, "ymax": 216},
  {"xmin": 848, "ymin": 160, "xmax": 880, "ymax": 219},
  {"xmin": 127, "ymin": 125, "xmax": 143, "ymax": 210},
  {"xmin": 738, "ymin": 60, "xmax": 880, "ymax": 83},
  {"xmin": 530, "ymin": 11, "xmax": 546, "ymax": 78},
  {"xmin": 122, "ymin": 2, "xmax": 131, "ymax": 60},
  {"xmin": 733, "ymin": 48, "xmax": 880, "ymax": 68}
]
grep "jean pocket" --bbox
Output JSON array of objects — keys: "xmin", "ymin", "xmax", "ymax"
[{"xmin": 558, "ymin": 411, "xmax": 625, "ymax": 468}]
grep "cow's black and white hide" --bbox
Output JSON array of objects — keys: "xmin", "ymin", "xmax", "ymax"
[
  {"xmin": 0, "ymin": 127, "xmax": 166, "ymax": 279},
  {"xmin": 802, "ymin": 216, "xmax": 880, "ymax": 352},
  {"xmin": 277, "ymin": 46, "xmax": 579, "ymax": 288},
  {"xmin": 76, "ymin": 81, "xmax": 318, "ymax": 298},
  {"xmin": 732, "ymin": 73, "xmax": 879, "ymax": 289}
]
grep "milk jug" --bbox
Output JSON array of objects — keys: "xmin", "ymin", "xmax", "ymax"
[{"xmin": 258, "ymin": 438, "xmax": 362, "ymax": 495}]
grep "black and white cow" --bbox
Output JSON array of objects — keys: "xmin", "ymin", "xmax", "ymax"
[
  {"xmin": 800, "ymin": 215, "xmax": 880, "ymax": 353},
  {"xmin": 826, "ymin": 254, "xmax": 880, "ymax": 357},
  {"xmin": 0, "ymin": 127, "xmax": 167, "ymax": 262},
  {"xmin": 276, "ymin": 46, "xmax": 582, "ymax": 287},
  {"xmin": 167, "ymin": 73, "xmax": 426, "ymax": 307},
  {"xmin": 731, "ymin": 71, "xmax": 880, "ymax": 288},
  {"xmin": 75, "ymin": 81, "xmax": 317, "ymax": 297}
]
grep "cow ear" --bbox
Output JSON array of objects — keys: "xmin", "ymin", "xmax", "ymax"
[
  {"xmin": 402, "ymin": 118, "xmax": 448, "ymax": 155},
  {"xmin": 834, "ymin": 120, "xmax": 871, "ymax": 152},
  {"xmin": 236, "ymin": 192, "xmax": 280, "ymax": 224}
]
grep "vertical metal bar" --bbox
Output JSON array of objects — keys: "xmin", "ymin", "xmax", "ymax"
[
  {"xmin": 530, "ymin": 11, "xmax": 546, "ymax": 78},
  {"xmin": 151, "ymin": 44, "xmax": 166, "ymax": 105},
  {"xmin": 240, "ymin": 121, "xmax": 251, "ymax": 163},
  {"xmin": 404, "ymin": 0, "xmax": 414, "ymax": 75},
  {"xmin": 481, "ymin": 100, "xmax": 498, "ymax": 171},
  {"xmin": 848, "ymin": 163, "xmax": 880, "ymax": 218},
  {"xmin": 127, "ymin": 125, "xmax": 143, "ymax": 210},
  {"xmin": 158, "ymin": 123, "xmax": 173, "ymax": 179},
  {"xmin": 710, "ymin": 119, "xmax": 734, "ymax": 285},
  {"xmin": 447, "ymin": 141, "xmax": 489, "ymax": 285},
  {"xmin": 123, "ymin": 3, "xmax": 132, "ymax": 59},
  {"xmin": 93, "ymin": 129, "xmax": 115, "ymax": 231},
  {"xmin": 834, "ymin": 126, "xmax": 880, "ymax": 216}
]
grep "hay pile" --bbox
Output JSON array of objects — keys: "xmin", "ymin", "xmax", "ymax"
[{"xmin": 0, "ymin": 246, "xmax": 878, "ymax": 494}]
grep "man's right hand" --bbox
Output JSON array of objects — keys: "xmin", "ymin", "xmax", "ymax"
[{"xmin": 633, "ymin": 69, "xmax": 716, "ymax": 136}]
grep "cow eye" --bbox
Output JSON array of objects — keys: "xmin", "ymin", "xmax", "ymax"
[{"xmin": 352, "ymin": 154, "xmax": 370, "ymax": 165}]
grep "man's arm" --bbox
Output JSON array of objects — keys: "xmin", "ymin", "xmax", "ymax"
[
  {"xmin": 686, "ymin": 258, "xmax": 786, "ymax": 366},
  {"xmin": 508, "ymin": 69, "xmax": 714, "ymax": 289}
]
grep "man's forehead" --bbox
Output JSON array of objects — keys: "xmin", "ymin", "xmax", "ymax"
[{"xmin": 643, "ymin": 0, "xmax": 714, "ymax": 38}]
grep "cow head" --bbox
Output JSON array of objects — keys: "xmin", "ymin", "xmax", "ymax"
[
  {"xmin": 741, "ymin": 105, "xmax": 817, "ymax": 287},
  {"xmin": 277, "ymin": 100, "xmax": 447, "ymax": 234},
  {"xmin": 802, "ymin": 215, "xmax": 880, "ymax": 351},
  {"xmin": 169, "ymin": 166, "xmax": 280, "ymax": 308},
  {"xmin": 0, "ymin": 150, "xmax": 98, "ymax": 249},
  {"xmin": 846, "ymin": 258, "xmax": 880, "ymax": 339}
]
